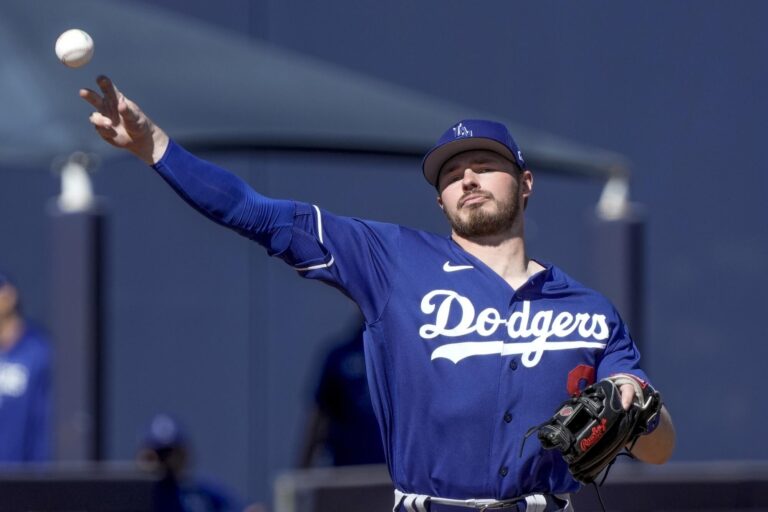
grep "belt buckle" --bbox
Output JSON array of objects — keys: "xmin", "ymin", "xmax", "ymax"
[{"xmin": 479, "ymin": 498, "xmax": 523, "ymax": 511}]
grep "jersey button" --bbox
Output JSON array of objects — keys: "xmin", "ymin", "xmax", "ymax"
[
  {"xmin": 503, "ymin": 412, "xmax": 512, "ymax": 423},
  {"xmin": 499, "ymin": 466, "xmax": 508, "ymax": 477},
  {"xmin": 509, "ymin": 359, "xmax": 518, "ymax": 370}
]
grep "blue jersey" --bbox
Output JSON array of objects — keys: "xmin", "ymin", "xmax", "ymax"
[
  {"xmin": 0, "ymin": 325, "xmax": 51, "ymax": 462},
  {"xmin": 154, "ymin": 141, "xmax": 650, "ymax": 500}
]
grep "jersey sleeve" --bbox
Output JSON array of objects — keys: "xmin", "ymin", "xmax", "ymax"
[
  {"xmin": 151, "ymin": 140, "xmax": 399, "ymax": 321},
  {"xmin": 152, "ymin": 140, "xmax": 297, "ymax": 255},
  {"xmin": 596, "ymin": 310, "xmax": 651, "ymax": 384},
  {"xmin": 274, "ymin": 203, "xmax": 401, "ymax": 321}
]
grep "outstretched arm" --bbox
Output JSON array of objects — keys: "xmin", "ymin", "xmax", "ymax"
[
  {"xmin": 79, "ymin": 76, "xmax": 293, "ymax": 242},
  {"xmin": 78, "ymin": 76, "xmax": 397, "ymax": 318},
  {"xmin": 80, "ymin": 75, "xmax": 169, "ymax": 165}
]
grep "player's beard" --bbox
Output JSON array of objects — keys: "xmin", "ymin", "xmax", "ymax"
[{"xmin": 445, "ymin": 190, "xmax": 521, "ymax": 238}]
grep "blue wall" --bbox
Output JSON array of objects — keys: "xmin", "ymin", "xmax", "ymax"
[{"xmin": 2, "ymin": 0, "xmax": 766, "ymax": 505}]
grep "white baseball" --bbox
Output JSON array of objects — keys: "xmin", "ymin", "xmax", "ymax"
[{"xmin": 55, "ymin": 29, "xmax": 94, "ymax": 68}]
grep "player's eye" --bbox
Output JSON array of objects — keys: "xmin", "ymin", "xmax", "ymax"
[{"xmin": 442, "ymin": 172, "xmax": 461, "ymax": 184}]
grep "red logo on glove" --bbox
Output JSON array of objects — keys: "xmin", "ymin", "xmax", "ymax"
[{"xmin": 579, "ymin": 418, "xmax": 608, "ymax": 452}]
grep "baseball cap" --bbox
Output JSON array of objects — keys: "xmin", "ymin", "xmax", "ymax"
[
  {"xmin": 143, "ymin": 413, "xmax": 186, "ymax": 450},
  {"xmin": 421, "ymin": 119, "xmax": 527, "ymax": 188}
]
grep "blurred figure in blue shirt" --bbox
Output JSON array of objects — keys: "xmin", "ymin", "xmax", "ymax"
[
  {"xmin": 0, "ymin": 271, "xmax": 51, "ymax": 463},
  {"xmin": 137, "ymin": 413, "xmax": 242, "ymax": 512},
  {"xmin": 299, "ymin": 319, "xmax": 385, "ymax": 468}
]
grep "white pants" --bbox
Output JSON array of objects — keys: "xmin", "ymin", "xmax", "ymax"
[{"xmin": 393, "ymin": 490, "xmax": 574, "ymax": 512}]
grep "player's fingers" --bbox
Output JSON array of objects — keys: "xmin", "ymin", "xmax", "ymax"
[
  {"xmin": 89, "ymin": 112, "xmax": 113, "ymax": 128},
  {"xmin": 79, "ymin": 88, "xmax": 104, "ymax": 110},
  {"xmin": 93, "ymin": 123, "xmax": 117, "ymax": 140},
  {"xmin": 96, "ymin": 75, "xmax": 117, "ymax": 102},
  {"xmin": 118, "ymin": 97, "xmax": 141, "ymax": 124},
  {"xmin": 96, "ymin": 75, "xmax": 121, "ymax": 124},
  {"xmin": 108, "ymin": 80, "xmax": 129, "ymax": 113},
  {"xmin": 619, "ymin": 383, "xmax": 635, "ymax": 410}
]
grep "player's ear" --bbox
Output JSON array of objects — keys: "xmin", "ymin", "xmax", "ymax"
[
  {"xmin": 521, "ymin": 170, "xmax": 533, "ymax": 201},
  {"xmin": 0, "ymin": 284, "xmax": 19, "ymax": 312},
  {"xmin": 436, "ymin": 193, "xmax": 444, "ymax": 210}
]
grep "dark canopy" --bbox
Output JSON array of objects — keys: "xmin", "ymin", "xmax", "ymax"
[{"xmin": 0, "ymin": 0, "xmax": 628, "ymax": 182}]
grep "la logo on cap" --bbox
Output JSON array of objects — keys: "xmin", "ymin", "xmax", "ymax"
[{"xmin": 452, "ymin": 122, "xmax": 473, "ymax": 138}]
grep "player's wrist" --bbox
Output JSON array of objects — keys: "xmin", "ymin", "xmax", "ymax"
[
  {"xmin": 605, "ymin": 373, "xmax": 662, "ymax": 435},
  {"xmin": 643, "ymin": 409, "xmax": 662, "ymax": 435},
  {"xmin": 148, "ymin": 125, "xmax": 170, "ymax": 165}
]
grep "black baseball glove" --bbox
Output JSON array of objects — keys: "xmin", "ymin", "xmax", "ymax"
[{"xmin": 532, "ymin": 374, "xmax": 662, "ymax": 484}]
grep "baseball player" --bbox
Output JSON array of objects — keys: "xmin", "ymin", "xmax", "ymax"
[
  {"xmin": 80, "ymin": 76, "xmax": 675, "ymax": 511},
  {"xmin": 0, "ymin": 272, "xmax": 52, "ymax": 462}
]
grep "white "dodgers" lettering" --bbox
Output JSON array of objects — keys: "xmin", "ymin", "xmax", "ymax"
[{"xmin": 419, "ymin": 290, "xmax": 609, "ymax": 367}]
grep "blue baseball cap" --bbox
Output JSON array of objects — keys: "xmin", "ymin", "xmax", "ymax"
[
  {"xmin": 143, "ymin": 413, "xmax": 186, "ymax": 450},
  {"xmin": 421, "ymin": 119, "xmax": 527, "ymax": 188}
]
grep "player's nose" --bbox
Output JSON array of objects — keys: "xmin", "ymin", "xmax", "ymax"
[{"xmin": 461, "ymin": 168, "xmax": 480, "ymax": 189}]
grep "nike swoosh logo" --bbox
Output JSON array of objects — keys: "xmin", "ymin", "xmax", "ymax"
[{"xmin": 443, "ymin": 261, "xmax": 474, "ymax": 272}]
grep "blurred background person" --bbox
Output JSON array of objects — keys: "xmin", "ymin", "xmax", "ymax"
[
  {"xmin": 0, "ymin": 271, "xmax": 52, "ymax": 463},
  {"xmin": 299, "ymin": 317, "xmax": 385, "ymax": 468},
  {"xmin": 136, "ymin": 413, "xmax": 243, "ymax": 512}
]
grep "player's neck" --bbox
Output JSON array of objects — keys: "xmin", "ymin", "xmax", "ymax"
[{"xmin": 452, "ymin": 231, "xmax": 542, "ymax": 290}]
